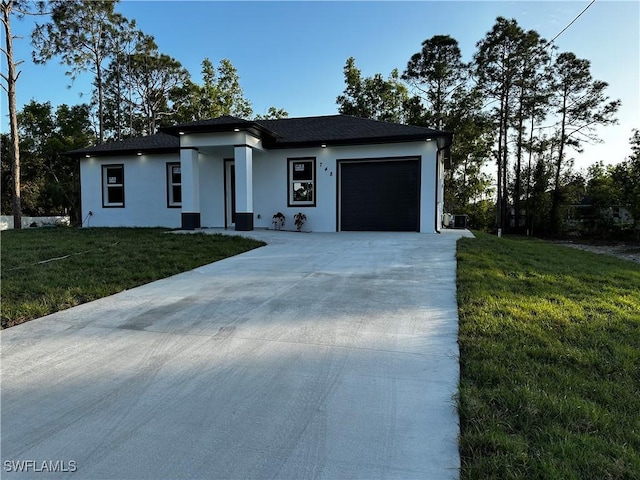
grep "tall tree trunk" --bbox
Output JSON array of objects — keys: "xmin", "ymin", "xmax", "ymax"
[
  {"xmin": 514, "ymin": 86, "xmax": 525, "ymax": 232},
  {"xmin": 525, "ymin": 110, "xmax": 535, "ymax": 234},
  {"xmin": 96, "ymin": 57, "xmax": 104, "ymax": 143},
  {"xmin": 502, "ymin": 89, "xmax": 510, "ymax": 232},
  {"xmin": 496, "ymin": 93, "xmax": 505, "ymax": 233},
  {"xmin": 2, "ymin": 1, "xmax": 21, "ymax": 229},
  {"xmin": 551, "ymin": 87, "xmax": 568, "ymax": 234}
]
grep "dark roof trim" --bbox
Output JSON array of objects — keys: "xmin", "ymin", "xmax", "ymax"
[
  {"xmin": 66, "ymin": 115, "xmax": 453, "ymax": 158},
  {"xmin": 262, "ymin": 133, "xmax": 450, "ymax": 150},
  {"xmin": 65, "ymin": 132, "xmax": 179, "ymax": 159},
  {"xmin": 161, "ymin": 117, "xmax": 280, "ymax": 142}
]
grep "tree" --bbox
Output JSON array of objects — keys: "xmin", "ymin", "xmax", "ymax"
[
  {"xmin": 585, "ymin": 161, "xmax": 621, "ymax": 233},
  {"xmin": 170, "ymin": 57, "xmax": 254, "ymax": 123},
  {"xmin": 336, "ymin": 57, "xmax": 420, "ymax": 124},
  {"xmin": 403, "ymin": 34, "xmax": 466, "ymax": 130},
  {"xmin": 216, "ymin": 58, "xmax": 252, "ymax": 118},
  {"xmin": 444, "ymin": 87, "xmax": 493, "ymax": 215},
  {"xmin": 120, "ymin": 36, "xmax": 189, "ymax": 135},
  {"xmin": 402, "ymin": 34, "xmax": 492, "ymax": 216},
  {"xmin": 549, "ymin": 52, "xmax": 620, "ymax": 233},
  {"xmin": 255, "ymin": 107, "xmax": 289, "ymax": 120},
  {"xmin": 510, "ymin": 30, "xmax": 551, "ymax": 232},
  {"xmin": 4, "ymin": 100, "xmax": 95, "ymax": 223},
  {"xmin": 1, "ymin": 0, "xmax": 33, "ymax": 228},
  {"xmin": 474, "ymin": 17, "xmax": 529, "ymax": 233},
  {"xmin": 611, "ymin": 130, "xmax": 640, "ymax": 237},
  {"xmin": 32, "ymin": 0, "xmax": 135, "ymax": 143}
]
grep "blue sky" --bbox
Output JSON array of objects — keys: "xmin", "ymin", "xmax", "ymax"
[{"xmin": 2, "ymin": 1, "xmax": 638, "ymax": 170}]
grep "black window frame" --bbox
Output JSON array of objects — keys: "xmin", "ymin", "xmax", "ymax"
[
  {"xmin": 287, "ymin": 157, "xmax": 316, "ymax": 207},
  {"xmin": 102, "ymin": 164, "xmax": 125, "ymax": 208},
  {"xmin": 166, "ymin": 162, "xmax": 182, "ymax": 208}
]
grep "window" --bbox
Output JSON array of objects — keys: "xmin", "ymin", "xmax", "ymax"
[
  {"xmin": 102, "ymin": 164, "xmax": 124, "ymax": 207},
  {"xmin": 167, "ymin": 162, "xmax": 182, "ymax": 207},
  {"xmin": 288, "ymin": 158, "xmax": 315, "ymax": 207}
]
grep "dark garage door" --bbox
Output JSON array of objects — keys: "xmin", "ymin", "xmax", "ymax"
[{"xmin": 340, "ymin": 159, "xmax": 420, "ymax": 231}]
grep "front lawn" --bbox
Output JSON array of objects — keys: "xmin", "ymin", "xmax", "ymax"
[
  {"xmin": 457, "ymin": 232, "xmax": 640, "ymax": 479},
  {"xmin": 1, "ymin": 228, "xmax": 264, "ymax": 329}
]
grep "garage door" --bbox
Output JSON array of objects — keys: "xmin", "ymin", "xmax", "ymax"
[{"xmin": 340, "ymin": 159, "xmax": 420, "ymax": 231}]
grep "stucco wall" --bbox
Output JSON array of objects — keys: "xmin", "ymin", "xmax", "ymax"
[
  {"xmin": 80, "ymin": 153, "xmax": 182, "ymax": 228},
  {"xmin": 251, "ymin": 141, "xmax": 438, "ymax": 233},
  {"xmin": 80, "ymin": 141, "xmax": 441, "ymax": 233}
]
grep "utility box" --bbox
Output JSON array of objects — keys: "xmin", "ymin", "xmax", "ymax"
[{"xmin": 453, "ymin": 214, "xmax": 468, "ymax": 229}]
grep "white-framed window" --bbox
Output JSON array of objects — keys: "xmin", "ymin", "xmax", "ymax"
[
  {"xmin": 288, "ymin": 157, "xmax": 315, "ymax": 207},
  {"xmin": 102, "ymin": 164, "xmax": 124, "ymax": 208},
  {"xmin": 167, "ymin": 162, "xmax": 182, "ymax": 207}
]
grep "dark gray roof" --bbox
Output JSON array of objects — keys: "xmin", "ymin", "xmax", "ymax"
[
  {"xmin": 67, "ymin": 115, "xmax": 451, "ymax": 157},
  {"xmin": 256, "ymin": 115, "xmax": 448, "ymax": 148},
  {"xmin": 66, "ymin": 132, "xmax": 178, "ymax": 157}
]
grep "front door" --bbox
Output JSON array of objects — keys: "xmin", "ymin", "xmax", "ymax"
[{"xmin": 224, "ymin": 160, "xmax": 236, "ymax": 228}]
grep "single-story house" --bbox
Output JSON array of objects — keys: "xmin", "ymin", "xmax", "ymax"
[{"xmin": 66, "ymin": 115, "xmax": 452, "ymax": 233}]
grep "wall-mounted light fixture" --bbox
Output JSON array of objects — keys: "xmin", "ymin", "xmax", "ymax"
[
  {"xmin": 178, "ymin": 131, "xmax": 185, "ymax": 135},
  {"xmin": 136, "ymin": 152, "xmax": 143, "ymax": 156},
  {"xmin": 321, "ymin": 144, "xmax": 327, "ymax": 148},
  {"xmin": 85, "ymin": 154, "xmax": 90, "ymax": 158},
  {"xmin": 233, "ymin": 128, "xmax": 241, "ymax": 132}
]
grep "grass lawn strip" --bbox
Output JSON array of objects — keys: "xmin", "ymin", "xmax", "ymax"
[
  {"xmin": 457, "ymin": 232, "xmax": 640, "ymax": 479},
  {"xmin": 1, "ymin": 228, "xmax": 264, "ymax": 329}
]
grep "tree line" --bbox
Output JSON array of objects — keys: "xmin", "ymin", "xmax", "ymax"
[
  {"xmin": 336, "ymin": 19, "xmax": 637, "ymax": 238},
  {"xmin": 1, "ymin": 0, "xmax": 287, "ymax": 226},
  {"xmin": 2, "ymin": 3, "xmax": 637, "ymax": 237}
]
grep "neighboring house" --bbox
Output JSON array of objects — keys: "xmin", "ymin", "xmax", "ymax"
[
  {"xmin": 565, "ymin": 204, "xmax": 634, "ymax": 230},
  {"xmin": 66, "ymin": 115, "xmax": 452, "ymax": 233}
]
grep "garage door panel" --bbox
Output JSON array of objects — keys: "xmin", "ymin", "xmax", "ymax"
[{"xmin": 340, "ymin": 160, "xmax": 420, "ymax": 231}]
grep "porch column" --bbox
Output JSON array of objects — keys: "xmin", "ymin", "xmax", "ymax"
[
  {"xmin": 234, "ymin": 145, "xmax": 253, "ymax": 231},
  {"xmin": 180, "ymin": 147, "xmax": 200, "ymax": 230}
]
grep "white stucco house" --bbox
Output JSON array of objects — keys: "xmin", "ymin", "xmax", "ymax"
[{"xmin": 67, "ymin": 115, "xmax": 452, "ymax": 233}]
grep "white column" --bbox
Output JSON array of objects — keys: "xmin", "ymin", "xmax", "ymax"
[
  {"xmin": 234, "ymin": 145, "xmax": 253, "ymax": 230},
  {"xmin": 180, "ymin": 147, "xmax": 200, "ymax": 229}
]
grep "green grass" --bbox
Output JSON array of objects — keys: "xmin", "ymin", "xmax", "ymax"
[
  {"xmin": 457, "ymin": 232, "xmax": 640, "ymax": 479},
  {"xmin": 1, "ymin": 228, "xmax": 264, "ymax": 329}
]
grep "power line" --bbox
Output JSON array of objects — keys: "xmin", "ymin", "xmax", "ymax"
[{"xmin": 544, "ymin": 0, "xmax": 597, "ymax": 48}]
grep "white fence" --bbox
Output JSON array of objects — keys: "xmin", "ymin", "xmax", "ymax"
[{"xmin": 0, "ymin": 215, "xmax": 71, "ymax": 230}]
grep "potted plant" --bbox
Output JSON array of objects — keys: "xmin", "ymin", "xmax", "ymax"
[
  {"xmin": 293, "ymin": 212, "xmax": 307, "ymax": 231},
  {"xmin": 272, "ymin": 212, "xmax": 285, "ymax": 230}
]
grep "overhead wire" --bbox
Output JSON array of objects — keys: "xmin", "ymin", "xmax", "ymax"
[{"xmin": 542, "ymin": 0, "xmax": 597, "ymax": 50}]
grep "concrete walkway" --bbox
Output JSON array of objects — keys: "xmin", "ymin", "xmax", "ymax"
[{"xmin": 1, "ymin": 230, "xmax": 473, "ymax": 479}]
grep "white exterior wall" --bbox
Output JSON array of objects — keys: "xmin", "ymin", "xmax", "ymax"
[
  {"xmin": 252, "ymin": 141, "xmax": 439, "ymax": 233},
  {"xmin": 80, "ymin": 153, "xmax": 182, "ymax": 228},
  {"xmin": 80, "ymin": 140, "xmax": 441, "ymax": 233}
]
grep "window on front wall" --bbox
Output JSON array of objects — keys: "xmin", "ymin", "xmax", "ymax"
[
  {"xmin": 102, "ymin": 164, "xmax": 124, "ymax": 207},
  {"xmin": 167, "ymin": 162, "xmax": 182, "ymax": 207},
  {"xmin": 288, "ymin": 158, "xmax": 315, "ymax": 207}
]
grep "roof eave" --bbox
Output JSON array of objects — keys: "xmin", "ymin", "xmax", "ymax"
[
  {"xmin": 161, "ymin": 121, "xmax": 281, "ymax": 142},
  {"xmin": 263, "ymin": 132, "xmax": 452, "ymax": 150},
  {"xmin": 67, "ymin": 146, "xmax": 180, "ymax": 159}
]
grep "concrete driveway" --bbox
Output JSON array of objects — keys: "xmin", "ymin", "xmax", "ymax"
[{"xmin": 1, "ymin": 230, "xmax": 472, "ymax": 479}]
